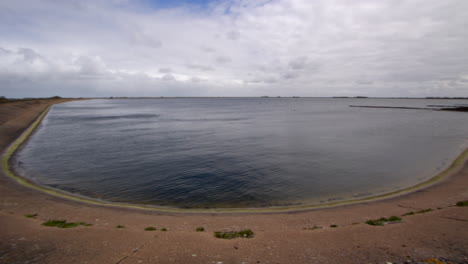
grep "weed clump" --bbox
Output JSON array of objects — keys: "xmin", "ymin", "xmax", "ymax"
[
  {"xmin": 402, "ymin": 209, "xmax": 433, "ymax": 216},
  {"xmin": 365, "ymin": 216, "xmax": 402, "ymax": 226},
  {"xmin": 25, "ymin": 214, "xmax": 38, "ymax": 218},
  {"xmin": 387, "ymin": 216, "xmax": 401, "ymax": 221},
  {"xmin": 145, "ymin": 226, "xmax": 156, "ymax": 231},
  {"xmin": 42, "ymin": 220, "xmax": 92, "ymax": 228},
  {"xmin": 196, "ymin": 227, "xmax": 205, "ymax": 232},
  {"xmin": 214, "ymin": 229, "xmax": 254, "ymax": 239},
  {"xmin": 330, "ymin": 225, "xmax": 338, "ymax": 228},
  {"xmin": 161, "ymin": 228, "xmax": 168, "ymax": 231},
  {"xmin": 455, "ymin": 201, "xmax": 468, "ymax": 207},
  {"xmin": 116, "ymin": 225, "xmax": 125, "ymax": 228}
]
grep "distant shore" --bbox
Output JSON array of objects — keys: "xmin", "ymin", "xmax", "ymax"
[{"xmin": 0, "ymin": 98, "xmax": 467, "ymax": 263}]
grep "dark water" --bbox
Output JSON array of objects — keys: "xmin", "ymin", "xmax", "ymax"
[{"xmin": 15, "ymin": 98, "xmax": 468, "ymax": 208}]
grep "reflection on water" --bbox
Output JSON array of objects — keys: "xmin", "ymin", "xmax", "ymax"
[{"xmin": 15, "ymin": 98, "xmax": 468, "ymax": 208}]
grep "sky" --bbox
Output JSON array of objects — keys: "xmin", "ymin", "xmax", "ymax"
[{"xmin": 1, "ymin": 0, "xmax": 467, "ymax": 98}]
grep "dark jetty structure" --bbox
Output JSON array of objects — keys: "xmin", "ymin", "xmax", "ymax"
[{"xmin": 350, "ymin": 105, "xmax": 468, "ymax": 112}]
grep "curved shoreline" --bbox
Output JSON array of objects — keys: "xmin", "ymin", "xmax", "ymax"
[{"xmin": 3, "ymin": 101, "xmax": 468, "ymax": 214}]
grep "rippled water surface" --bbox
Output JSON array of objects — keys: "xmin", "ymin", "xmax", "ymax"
[{"xmin": 15, "ymin": 98, "xmax": 468, "ymax": 208}]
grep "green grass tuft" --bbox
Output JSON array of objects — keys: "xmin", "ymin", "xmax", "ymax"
[
  {"xmin": 116, "ymin": 225, "xmax": 125, "ymax": 228},
  {"xmin": 402, "ymin": 208, "xmax": 433, "ymax": 216},
  {"xmin": 42, "ymin": 220, "xmax": 92, "ymax": 228},
  {"xmin": 214, "ymin": 229, "xmax": 254, "ymax": 239},
  {"xmin": 25, "ymin": 213, "xmax": 38, "ymax": 218},
  {"xmin": 387, "ymin": 216, "xmax": 402, "ymax": 222},
  {"xmin": 145, "ymin": 226, "xmax": 156, "ymax": 231},
  {"xmin": 330, "ymin": 224, "xmax": 338, "ymax": 228},
  {"xmin": 455, "ymin": 200, "xmax": 468, "ymax": 207},
  {"xmin": 365, "ymin": 216, "xmax": 402, "ymax": 226},
  {"xmin": 365, "ymin": 219, "xmax": 384, "ymax": 226},
  {"xmin": 161, "ymin": 228, "xmax": 168, "ymax": 231},
  {"xmin": 196, "ymin": 227, "xmax": 205, "ymax": 232},
  {"xmin": 418, "ymin": 209, "xmax": 433, "ymax": 214}
]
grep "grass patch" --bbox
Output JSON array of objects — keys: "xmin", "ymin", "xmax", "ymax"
[
  {"xmin": 455, "ymin": 200, "xmax": 468, "ymax": 207},
  {"xmin": 388, "ymin": 216, "xmax": 401, "ymax": 221},
  {"xmin": 330, "ymin": 224, "xmax": 338, "ymax": 228},
  {"xmin": 303, "ymin": 225, "xmax": 322, "ymax": 230},
  {"xmin": 365, "ymin": 216, "xmax": 402, "ymax": 226},
  {"xmin": 116, "ymin": 225, "xmax": 125, "ymax": 228},
  {"xmin": 214, "ymin": 229, "xmax": 254, "ymax": 239},
  {"xmin": 25, "ymin": 213, "xmax": 38, "ymax": 218},
  {"xmin": 145, "ymin": 226, "xmax": 156, "ymax": 231},
  {"xmin": 160, "ymin": 228, "xmax": 168, "ymax": 231},
  {"xmin": 416, "ymin": 208, "xmax": 433, "ymax": 214},
  {"xmin": 42, "ymin": 220, "xmax": 92, "ymax": 228},
  {"xmin": 365, "ymin": 219, "xmax": 385, "ymax": 226},
  {"xmin": 196, "ymin": 227, "xmax": 205, "ymax": 232},
  {"xmin": 402, "ymin": 209, "xmax": 433, "ymax": 216}
]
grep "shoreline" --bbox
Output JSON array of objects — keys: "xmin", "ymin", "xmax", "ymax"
[
  {"xmin": 1, "ymin": 99, "xmax": 467, "ymax": 264},
  {"xmin": 3, "ymin": 100, "xmax": 468, "ymax": 214}
]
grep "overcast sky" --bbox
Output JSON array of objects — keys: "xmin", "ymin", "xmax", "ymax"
[{"xmin": 1, "ymin": 0, "xmax": 467, "ymax": 98}]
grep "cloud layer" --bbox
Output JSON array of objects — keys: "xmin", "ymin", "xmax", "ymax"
[{"xmin": 1, "ymin": 0, "xmax": 467, "ymax": 97}]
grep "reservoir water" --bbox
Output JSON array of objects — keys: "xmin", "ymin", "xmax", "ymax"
[{"xmin": 14, "ymin": 98, "xmax": 468, "ymax": 209}]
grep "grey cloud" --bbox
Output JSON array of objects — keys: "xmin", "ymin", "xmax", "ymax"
[
  {"xmin": 282, "ymin": 72, "xmax": 299, "ymax": 80},
  {"xmin": 226, "ymin": 30, "xmax": 240, "ymax": 40},
  {"xmin": 288, "ymin": 57, "xmax": 308, "ymax": 70},
  {"xmin": 159, "ymin": 68, "xmax": 172, "ymax": 73},
  {"xmin": 190, "ymin": 77, "xmax": 207, "ymax": 83},
  {"xmin": 200, "ymin": 46, "xmax": 216, "ymax": 53},
  {"xmin": 186, "ymin": 64, "xmax": 214, "ymax": 71},
  {"xmin": 75, "ymin": 56, "xmax": 107, "ymax": 76},
  {"xmin": 18, "ymin": 48, "xmax": 43, "ymax": 62},
  {"xmin": 1, "ymin": 0, "xmax": 468, "ymax": 97},
  {"xmin": 215, "ymin": 55, "xmax": 232, "ymax": 64},
  {"xmin": 161, "ymin": 74, "xmax": 175, "ymax": 81},
  {"xmin": 383, "ymin": 72, "xmax": 440, "ymax": 83},
  {"xmin": 355, "ymin": 80, "xmax": 374, "ymax": 85},
  {"xmin": 130, "ymin": 30, "xmax": 163, "ymax": 48},
  {"xmin": 0, "ymin": 47, "xmax": 12, "ymax": 55},
  {"xmin": 244, "ymin": 74, "xmax": 278, "ymax": 84}
]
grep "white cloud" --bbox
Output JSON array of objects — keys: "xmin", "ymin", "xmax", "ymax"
[{"xmin": 0, "ymin": 0, "xmax": 467, "ymax": 97}]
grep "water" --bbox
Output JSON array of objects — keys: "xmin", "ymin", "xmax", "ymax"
[{"xmin": 14, "ymin": 98, "xmax": 468, "ymax": 208}]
